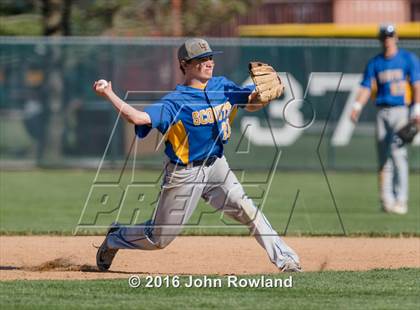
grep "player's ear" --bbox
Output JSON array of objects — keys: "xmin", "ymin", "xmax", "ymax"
[{"xmin": 180, "ymin": 60, "xmax": 187, "ymax": 74}]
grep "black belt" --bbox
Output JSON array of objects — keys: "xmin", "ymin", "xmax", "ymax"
[
  {"xmin": 377, "ymin": 104, "xmax": 405, "ymax": 108},
  {"xmin": 171, "ymin": 156, "xmax": 218, "ymax": 167}
]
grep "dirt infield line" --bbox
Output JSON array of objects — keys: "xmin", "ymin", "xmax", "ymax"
[{"xmin": 1, "ymin": 236, "xmax": 419, "ymax": 280}]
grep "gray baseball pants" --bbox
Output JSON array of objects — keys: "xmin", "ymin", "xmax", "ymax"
[
  {"xmin": 107, "ymin": 155, "xmax": 300, "ymax": 269},
  {"xmin": 376, "ymin": 106, "xmax": 409, "ymax": 208}
]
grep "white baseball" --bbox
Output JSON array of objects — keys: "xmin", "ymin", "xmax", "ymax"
[{"xmin": 97, "ymin": 79, "xmax": 108, "ymax": 90}]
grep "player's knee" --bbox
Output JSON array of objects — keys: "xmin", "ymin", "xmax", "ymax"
[
  {"xmin": 239, "ymin": 197, "xmax": 258, "ymax": 220},
  {"xmin": 223, "ymin": 194, "xmax": 243, "ymax": 213},
  {"xmin": 225, "ymin": 190, "xmax": 245, "ymax": 207},
  {"xmin": 226, "ymin": 196, "xmax": 258, "ymax": 221}
]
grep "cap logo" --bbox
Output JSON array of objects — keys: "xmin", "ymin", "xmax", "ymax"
[
  {"xmin": 198, "ymin": 42, "xmax": 208, "ymax": 50},
  {"xmin": 188, "ymin": 40, "xmax": 211, "ymax": 57}
]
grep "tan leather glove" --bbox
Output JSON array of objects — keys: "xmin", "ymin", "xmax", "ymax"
[{"xmin": 249, "ymin": 62, "xmax": 284, "ymax": 105}]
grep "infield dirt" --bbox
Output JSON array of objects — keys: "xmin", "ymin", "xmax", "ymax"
[{"xmin": 0, "ymin": 236, "xmax": 419, "ymax": 280}]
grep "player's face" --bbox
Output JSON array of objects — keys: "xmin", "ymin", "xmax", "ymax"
[
  {"xmin": 381, "ymin": 35, "xmax": 397, "ymax": 50},
  {"xmin": 188, "ymin": 56, "xmax": 214, "ymax": 80}
]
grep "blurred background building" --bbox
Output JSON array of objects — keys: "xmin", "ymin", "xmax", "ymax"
[{"xmin": 1, "ymin": 0, "xmax": 419, "ymax": 37}]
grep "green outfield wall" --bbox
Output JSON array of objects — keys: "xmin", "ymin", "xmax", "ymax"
[{"xmin": 0, "ymin": 37, "xmax": 419, "ymax": 170}]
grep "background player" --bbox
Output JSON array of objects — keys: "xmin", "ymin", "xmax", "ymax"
[
  {"xmin": 350, "ymin": 24, "xmax": 420, "ymax": 215},
  {"xmin": 93, "ymin": 38, "xmax": 301, "ymax": 272}
]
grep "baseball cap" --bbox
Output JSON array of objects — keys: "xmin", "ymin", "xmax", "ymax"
[
  {"xmin": 379, "ymin": 24, "xmax": 396, "ymax": 40},
  {"xmin": 178, "ymin": 38, "xmax": 223, "ymax": 62}
]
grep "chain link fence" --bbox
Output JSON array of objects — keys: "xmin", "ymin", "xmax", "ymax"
[{"xmin": 0, "ymin": 37, "xmax": 419, "ymax": 170}]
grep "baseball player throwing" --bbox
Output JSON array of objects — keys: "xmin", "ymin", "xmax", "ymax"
[
  {"xmin": 350, "ymin": 25, "xmax": 420, "ymax": 214},
  {"xmin": 93, "ymin": 38, "xmax": 301, "ymax": 272}
]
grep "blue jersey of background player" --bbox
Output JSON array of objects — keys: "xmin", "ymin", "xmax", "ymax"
[
  {"xmin": 359, "ymin": 40, "xmax": 420, "ymax": 107},
  {"xmin": 351, "ymin": 24, "xmax": 420, "ymax": 119},
  {"xmin": 135, "ymin": 76, "xmax": 255, "ymax": 165},
  {"xmin": 350, "ymin": 24, "xmax": 420, "ymax": 215}
]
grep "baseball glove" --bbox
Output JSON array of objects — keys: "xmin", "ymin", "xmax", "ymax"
[
  {"xmin": 396, "ymin": 120, "xmax": 418, "ymax": 144},
  {"xmin": 249, "ymin": 62, "xmax": 284, "ymax": 104}
]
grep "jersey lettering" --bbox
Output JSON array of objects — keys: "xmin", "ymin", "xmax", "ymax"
[
  {"xmin": 378, "ymin": 69, "xmax": 403, "ymax": 83},
  {"xmin": 192, "ymin": 101, "xmax": 232, "ymax": 126}
]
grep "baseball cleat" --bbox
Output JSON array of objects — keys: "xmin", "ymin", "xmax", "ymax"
[
  {"xmin": 381, "ymin": 203, "xmax": 407, "ymax": 215},
  {"xmin": 392, "ymin": 203, "xmax": 408, "ymax": 215},
  {"xmin": 381, "ymin": 203, "xmax": 395, "ymax": 213},
  {"xmin": 96, "ymin": 224, "xmax": 120, "ymax": 271},
  {"xmin": 280, "ymin": 258, "xmax": 302, "ymax": 272}
]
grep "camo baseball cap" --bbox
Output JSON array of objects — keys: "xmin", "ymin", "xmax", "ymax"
[
  {"xmin": 178, "ymin": 38, "xmax": 223, "ymax": 62},
  {"xmin": 379, "ymin": 24, "xmax": 396, "ymax": 40}
]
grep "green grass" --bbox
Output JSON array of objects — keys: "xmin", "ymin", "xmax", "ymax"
[
  {"xmin": 0, "ymin": 170, "xmax": 419, "ymax": 235},
  {"xmin": 0, "ymin": 269, "xmax": 419, "ymax": 309}
]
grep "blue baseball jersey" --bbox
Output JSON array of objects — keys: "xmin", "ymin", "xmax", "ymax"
[
  {"xmin": 135, "ymin": 76, "xmax": 255, "ymax": 164},
  {"xmin": 361, "ymin": 49, "xmax": 420, "ymax": 106}
]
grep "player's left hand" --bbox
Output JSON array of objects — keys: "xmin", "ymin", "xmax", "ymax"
[{"xmin": 249, "ymin": 62, "xmax": 284, "ymax": 105}]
